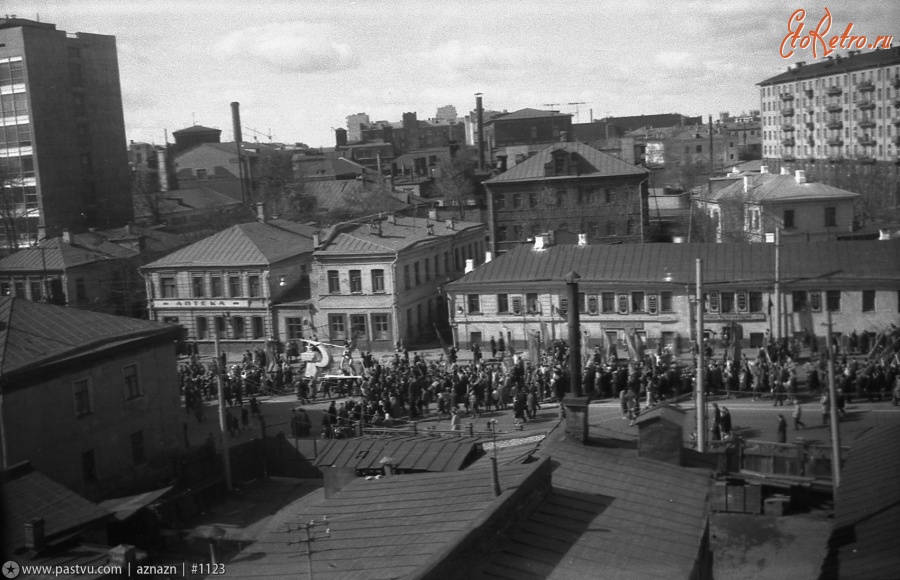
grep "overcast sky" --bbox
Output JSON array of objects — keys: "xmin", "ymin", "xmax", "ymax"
[{"xmin": 24, "ymin": 0, "xmax": 899, "ymax": 147}]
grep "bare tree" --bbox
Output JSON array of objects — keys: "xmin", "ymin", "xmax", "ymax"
[{"xmin": 431, "ymin": 146, "xmax": 478, "ymax": 220}]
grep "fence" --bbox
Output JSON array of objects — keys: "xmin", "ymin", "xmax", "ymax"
[{"xmin": 698, "ymin": 436, "xmax": 846, "ymax": 482}]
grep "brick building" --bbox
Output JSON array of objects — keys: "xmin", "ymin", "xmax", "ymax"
[
  {"xmin": 484, "ymin": 141, "xmax": 650, "ymax": 254},
  {"xmin": 312, "ymin": 214, "xmax": 486, "ymax": 348},
  {"xmin": 445, "ymin": 238, "xmax": 900, "ymax": 354},
  {"xmin": 0, "ymin": 297, "xmax": 182, "ymax": 499}
]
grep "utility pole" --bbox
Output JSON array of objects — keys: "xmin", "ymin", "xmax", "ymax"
[
  {"xmin": 823, "ymin": 309, "xmax": 842, "ymax": 488},
  {"xmin": 567, "ymin": 102, "xmax": 586, "ymax": 123},
  {"xmin": 696, "ymin": 258, "xmax": 707, "ymax": 452},
  {"xmin": 774, "ymin": 227, "xmax": 782, "ymax": 341},
  {"xmin": 213, "ymin": 321, "xmax": 233, "ymax": 491}
]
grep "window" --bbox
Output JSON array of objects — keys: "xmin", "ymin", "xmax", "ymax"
[
  {"xmin": 196, "ymin": 316, "xmax": 208, "ymax": 339},
  {"xmin": 210, "ymin": 276, "xmax": 223, "ymax": 297},
  {"xmin": 792, "ymin": 290, "xmax": 807, "ymax": 312},
  {"xmin": 606, "ymin": 222, "xmax": 617, "ymax": 236},
  {"xmin": 495, "ymin": 194, "xmax": 505, "ymax": 209},
  {"xmin": 721, "ymin": 292, "xmax": 735, "ymax": 313},
  {"xmin": 646, "ymin": 294, "xmax": 659, "ymax": 314},
  {"xmin": 0, "ymin": 282, "xmax": 7, "ymax": 296},
  {"xmin": 736, "ymin": 291, "xmax": 748, "ymax": 312},
  {"xmin": 605, "ymin": 188, "xmax": 616, "ymax": 204},
  {"xmin": 529, "ymin": 192, "xmax": 538, "ymax": 207},
  {"xmin": 424, "ymin": 260, "xmax": 430, "ymax": 282},
  {"xmin": 74, "ymin": 378, "xmax": 91, "ymax": 417},
  {"xmin": 526, "ymin": 293, "xmax": 539, "ymax": 314},
  {"xmin": 131, "ymin": 431, "xmax": 146, "ymax": 465},
  {"xmin": 349, "ymin": 270, "xmax": 362, "ymax": 293},
  {"xmin": 559, "ymin": 296, "xmax": 568, "ymax": 314},
  {"xmin": 862, "ymin": 290, "xmax": 875, "ymax": 312},
  {"xmin": 749, "ymin": 292, "xmax": 764, "ymax": 312},
  {"xmin": 467, "ymin": 294, "xmax": 480, "ymax": 313},
  {"xmin": 229, "ymin": 275, "xmax": 241, "ymax": 297},
  {"xmin": 809, "ymin": 291, "xmax": 822, "ymax": 312},
  {"xmin": 350, "ymin": 314, "xmax": 367, "ymax": 341},
  {"xmin": 196, "ymin": 168, "xmax": 207, "ymax": 180},
  {"xmin": 404, "ymin": 265, "xmax": 411, "ymax": 290},
  {"xmin": 191, "ymin": 275, "xmax": 204, "ymax": 298},
  {"xmin": 707, "ymin": 291, "xmax": 719, "ymax": 313},
  {"xmin": 160, "ymin": 277, "xmax": 176, "ymax": 298},
  {"xmin": 455, "ymin": 249, "xmax": 461, "ymax": 270},
  {"xmin": 249, "ymin": 275, "xmax": 261, "ymax": 297},
  {"xmin": 360, "ymin": 313, "xmax": 385, "ymax": 341},
  {"xmin": 414, "ymin": 262, "xmax": 421, "ymax": 285},
  {"xmin": 631, "ymin": 292, "xmax": 645, "ymax": 313},
  {"xmin": 513, "ymin": 225, "xmax": 523, "ymax": 240},
  {"xmin": 82, "ymin": 450, "xmax": 98, "ymax": 484},
  {"xmin": 826, "ymin": 290, "xmax": 841, "ymax": 311},
  {"xmin": 783, "ymin": 209, "xmax": 795, "ymax": 229},
  {"xmin": 512, "ymin": 296, "xmax": 523, "ymax": 314},
  {"xmin": 286, "ymin": 317, "xmax": 303, "ymax": 339},
  {"xmin": 328, "ymin": 270, "xmax": 340, "ymax": 293},
  {"xmin": 824, "ymin": 206, "xmax": 837, "ymax": 227},
  {"xmin": 233, "ymin": 316, "xmax": 245, "ymax": 339},
  {"xmin": 497, "ymin": 294, "xmax": 509, "ymax": 313},
  {"xmin": 29, "ymin": 280, "xmax": 41, "ymax": 301},
  {"xmin": 329, "ymin": 314, "xmax": 346, "ymax": 339},
  {"xmin": 252, "ymin": 316, "xmax": 264, "ymax": 339},
  {"xmin": 371, "ymin": 269, "xmax": 385, "ymax": 293},
  {"xmin": 617, "ymin": 294, "xmax": 629, "ymax": 314},
  {"xmin": 123, "ymin": 364, "xmax": 141, "ymax": 399},
  {"xmin": 660, "ymin": 291, "xmax": 673, "ymax": 312},
  {"xmin": 215, "ymin": 316, "xmax": 226, "ymax": 338},
  {"xmin": 434, "ymin": 255, "xmax": 440, "ymax": 277},
  {"xmin": 602, "ymin": 292, "xmax": 616, "ymax": 313},
  {"xmin": 555, "ymin": 188, "xmax": 566, "ymax": 206},
  {"xmin": 496, "ymin": 226, "xmax": 507, "ymax": 242},
  {"xmin": 512, "ymin": 193, "xmax": 523, "ymax": 208}
]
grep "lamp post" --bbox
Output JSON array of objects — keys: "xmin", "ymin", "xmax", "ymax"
[
  {"xmin": 695, "ymin": 258, "xmax": 707, "ymax": 453},
  {"xmin": 822, "ymin": 308, "xmax": 842, "ymax": 488},
  {"xmin": 212, "ymin": 318, "xmax": 233, "ymax": 491}
]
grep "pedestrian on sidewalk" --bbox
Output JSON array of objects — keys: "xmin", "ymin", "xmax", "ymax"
[
  {"xmin": 776, "ymin": 414, "xmax": 787, "ymax": 443},
  {"xmin": 792, "ymin": 401, "xmax": 805, "ymax": 430}
]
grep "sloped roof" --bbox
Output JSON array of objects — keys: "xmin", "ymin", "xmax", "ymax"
[
  {"xmin": 293, "ymin": 155, "xmax": 374, "ymax": 180},
  {"xmin": 1, "ymin": 463, "xmax": 111, "ymax": 554},
  {"xmin": 172, "ymin": 124, "xmax": 221, "ymax": 135},
  {"xmin": 313, "ymin": 435, "xmax": 480, "ymax": 472},
  {"xmin": 759, "ymin": 47, "xmax": 900, "ymax": 86},
  {"xmin": 0, "ymin": 297, "xmax": 178, "ymax": 378},
  {"xmin": 488, "ymin": 108, "xmax": 572, "ymax": 123},
  {"xmin": 475, "ymin": 427, "xmax": 712, "ymax": 580},
  {"xmin": 224, "ymin": 461, "xmax": 540, "ymax": 579},
  {"xmin": 822, "ymin": 424, "xmax": 900, "ymax": 580},
  {"xmin": 447, "ymin": 240, "xmax": 900, "ymax": 291},
  {"xmin": 708, "ymin": 172, "xmax": 860, "ymax": 203},
  {"xmin": 143, "ymin": 220, "xmax": 315, "ymax": 269},
  {"xmin": 316, "ymin": 215, "xmax": 485, "ymax": 256},
  {"xmin": 301, "ymin": 180, "xmax": 410, "ymax": 213},
  {"xmin": 162, "ymin": 187, "xmax": 244, "ymax": 210},
  {"xmin": 485, "ymin": 141, "xmax": 648, "ymax": 184},
  {"xmin": 0, "ymin": 235, "xmax": 138, "ymax": 272}
]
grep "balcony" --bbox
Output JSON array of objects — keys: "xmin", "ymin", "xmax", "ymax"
[
  {"xmin": 780, "ymin": 93, "xmax": 795, "ymax": 101},
  {"xmin": 805, "ymin": 120, "xmax": 815, "ymax": 130},
  {"xmin": 782, "ymin": 137, "xmax": 796, "ymax": 147},
  {"xmin": 857, "ymin": 100, "xmax": 875, "ymax": 110},
  {"xmin": 827, "ymin": 138, "xmax": 844, "ymax": 147},
  {"xmin": 858, "ymin": 118, "xmax": 876, "ymax": 129},
  {"xmin": 857, "ymin": 155, "xmax": 876, "ymax": 165},
  {"xmin": 781, "ymin": 123, "xmax": 795, "ymax": 132},
  {"xmin": 782, "ymin": 154, "xmax": 796, "ymax": 162},
  {"xmin": 826, "ymin": 85, "xmax": 842, "ymax": 96},
  {"xmin": 826, "ymin": 120, "xmax": 843, "ymax": 130},
  {"xmin": 893, "ymin": 76, "xmax": 900, "ymax": 89},
  {"xmin": 805, "ymin": 88, "xmax": 814, "ymax": 98},
  {"xmin": 857, "ymin": 80, "xmax": 875, "ymax": 92},
  {"xmin": 829, "ymin": 155, "xmax": 843, "ymax": 163},
  {"xmin": 781, "ymin": 108, "xmax": 795, "ymax": 117},
  {"xmin": 857, "ymin": 135, "xmax": 876, "ymax": 147},
  {"xmin": 826, "ymin": 103, "xmax": 843, "ymax": 113}
]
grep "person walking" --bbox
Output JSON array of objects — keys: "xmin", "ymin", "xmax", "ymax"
[
  {"xmin": 792, "ymin": 401, "xmax": 805, "ymax": 430},
  {"xmin": 776, "ymin": 414, "xmax": 787, "ymax": 443}
]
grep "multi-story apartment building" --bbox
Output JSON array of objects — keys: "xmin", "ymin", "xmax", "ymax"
[
  {"xmin": 484, "ymin": 141, "xmax": 650, "ymax": 254},
  {"xmin": 446, "ymin": 238, "xmax": 900, "ymax": 354},
  {"xmin": 141, "ymin": 210, "xmax": 316, "ymax": 349},
  {"xmin": 313, "ymin": 214, "xmax": 486, "ymax": 348},
  {"xmin": 0, "ymin": 17, "xmax": 132, "ymax": 248},
  {"xmin": 759, "ymin": 48, "xmax": 900, "ymax": 165}
]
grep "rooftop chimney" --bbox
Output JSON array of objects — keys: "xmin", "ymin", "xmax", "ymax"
[
  {"xmin": 61, "ymin": 229, "xmax": 71, "ymax": 244},
  {"xmin": 25, "ymin": 518, "xmax": 45, "ymax": 551},
  {"xmin": 428, "ymin": 208, "xmax": 437, "ymax": 220},
  {"xmin": 534, "ymin": 235, "xmax": 545, "ymax": 250},
  {"xmin": 464, "ymin": 258, "xmax": 474, "ymax": 273},
  {"xmin": 780, "ymin": 166, "xmax": 790, "ymax": 175},
  {"xmin": 426, "ymin": 223, "xmax": 434, "ymax": 236},
  {"xmin": 313, "ymin": 233, "xmax": 321, "ymax": 247},
  {"xmin": 577, "ymin": 233, "xmax": 587, "ymax": 246},
  {"xmin": 743, "ymin": 176, "xmax": 750, "ymax": 193},
  {"xmin": 387, "ymin": 213, "xmax": 396, "ymax": 225},
  {"xmin": 37, "ymin": 225, "xmax": 46, "ymax": 241},
  {"xmin": 485, "ymin": 251, "xmax": 492, "ymax": 263},
  {"xmin": 256, "ymin": 202, "xmax": 268, "ymax": 222},
  {"xmin": 760, "ymin": 165, "xmax": 769, "ymax": 174},
  {"xmin": 794, "ymin": 169, "xmax": 807, "ymax": 184},
  {"xmin": 879, "ymin": 229, "xmax": 891, "ymax": 241},
  {"xmin": 445, "ymin": 219, "xmax": 455, "ymax": 231}
]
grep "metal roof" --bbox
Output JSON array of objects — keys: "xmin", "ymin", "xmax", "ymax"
[
  {"xmin": 143, "ymin": 220, "xmax": 315, "ymax": 269},
  {"xmin": 486, "ymin": 108, "xmax": 572, "ymax": 123},
  {"xmin": 485, "ymin": 141, "xmax": 648, "ymax": 184},
  {"xmin": 708, "ymin": 173, "xmax": 860, "ymax": 203},
  {"xmin": 316, "ymin": 215, "xmax": 485, "ymax": 256},
  {"xmin": 759, "ymin": 47, "xmax": 900, "ymax": 86},
  {"xmin": 0, "ymin": 297, "xmax": 179, "ymax": 377},
  {"xmin": 0, "ymin": 235, "xmax": 137, "ymax": 272},
  {"xmin": 313, "ymin": 435, "xmax": 480, "ymax": 472},
  {"xmin": 447, "ymin": 240, "xmax": 900, "ymax": 291}
]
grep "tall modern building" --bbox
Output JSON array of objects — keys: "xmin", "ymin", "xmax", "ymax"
[
  {"xmin": 0, "ymin": 17, "xmax": 132, "ymax": 249},
  {"xmin": 758, "ymin": 47, "xmax": 900, "ymax": 165}
]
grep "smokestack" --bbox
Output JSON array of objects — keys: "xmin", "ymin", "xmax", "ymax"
[
  {"xmin": 157, "ymin": 147, "xmax": 170, "ymax": 192},
  {"xmin": 62, "ymin": 229, "xmax": 71, "ymax": 244},
  {"xmin": 256, "ymin": 202, "xmax": 267, "ymax": 222},
  {"xmin": 476, "ymin": 94, "xmax": 485, "ymax": 171},
  {"xmin": 335, "ymin": 128, "xmax": 348, "ymax": 147},
  {"xmin": 231, "ymin": 102, "xmax": 247, "ymax": 204}
]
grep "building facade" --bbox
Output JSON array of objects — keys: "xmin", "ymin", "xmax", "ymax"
[
  {"xmin": 0, "ymin": 297, "xmax": 183, "ymax": 499},
  {"xmin": 484, "ymin": 141, "xmax": 650, "ymax": 254},
  {"xmin": 445, "ymin": 239, "xmax": 900, "ymax": 354},
  {"xmin": 0, "ymin": 17, "xmax": 132, "ymax": 248},
  {"xmin": 142, "ymin": 215, "xmax": 315, "ymax": 349},
  {"xmin": 313, "ymin": 214, "xmax": 487, "ymax": 349},
  {"xmin": 759, "ymin": 48, "xmax": 900, "ymax": 165}
]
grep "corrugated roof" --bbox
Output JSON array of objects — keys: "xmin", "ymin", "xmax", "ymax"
[
  {"xmin": 475, "ymin": 427, "xmax": 712, "ymax": 580},
  {"xmin": 447, "ymin": 240, "xmax": 900, "ymax": 291},
  {"xmin": 488, "ymin": 108, "xmax": 572, "ymax": 123},
  {"xmin": 822, "ymin": 424, "xmax": 900, "ymax": 580},
  {"xmin": 313, "ymin": 435, "xmax": 479, "ymax": 472},
  {"xmin": 709, "ymin": 173, "xmax": 860, "ymax": 203},
  {"xmin": 317, "ymin": 216, "xmax": 485, "ymax": 256},
  {"xmin": 0, "ymin": 297, "xmax": 178, "ymax": 377},
  {"xmin": 143, "ymin": 220, "xmax": 314, "ymax": 269},
  {"xmin": 1, "ymin": 464, "xmax": 111, "ymax": 554},
  {"xmin": 485, "ymin": 141, "xmax": 648, "ymax": 184},
  {"xmin": 0, "ymin": 234, "xmax": 137, "ymax": 272},
  {"xmin": 759, "ymin": 47, "xmax": 900, "ymax": 86},
  {"xmin": 224, "ymin": 461, "xmax": 539, "ymax": 579}
]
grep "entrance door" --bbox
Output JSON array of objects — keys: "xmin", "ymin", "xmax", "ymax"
[{"xmin": 470, "ymin": 331, "xmax": 483, "ymax": 350}]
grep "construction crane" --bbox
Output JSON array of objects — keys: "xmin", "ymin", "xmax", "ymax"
[
  {"xmin": 567, "ymin": 102, "xmax": 587, "ymax": 123},
  {"xmin": 243, "ymin": 126, "xmax": 273, "ymax": 143},
  {"xmin": 542, "ymin": 103, "xmax": 561, "ymax": 110}
]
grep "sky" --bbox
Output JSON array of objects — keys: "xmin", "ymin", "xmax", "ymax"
[{"xmin": 20, "ymin": 0, "xmax": 900, "ymax": 148}]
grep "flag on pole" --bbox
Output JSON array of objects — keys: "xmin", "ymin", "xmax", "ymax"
[{"xmin": 433, "ymin": 323, "xmax": 451, "ymax": 358}]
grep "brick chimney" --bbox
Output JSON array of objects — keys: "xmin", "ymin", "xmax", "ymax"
[
  {"xmin": 794, "ymin": 169, "xmax": 806, "ymax": 184},
  {"xmin": 256, "ymin": 202, "xmax": 268, "ymax": 223},
  {"xmin": 464, "ymin": 258, "xmax": 474, "ymax": 273},
  {"xmin": 25, "ymin": 518, "xmax": 45, "ymax": 551},
  {"xmin": 61, "ymin": 229, "xmax": 71, "ymax": 244},
  {"xmin": 634, "ymin": 405, "xmax": 686, "ymax": 465},
  {"xmin": 387, "ymin": 213, "xmax": 396, "ymax": 225}
]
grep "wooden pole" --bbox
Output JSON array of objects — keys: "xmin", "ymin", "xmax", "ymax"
[
  {"xmin": 824, "ymin": 308, "xmax": 842, "ymax": 488},
  {"xmin": 213, "ymin": 321, "xmax": 233, "ymax": 491},
  {"xmin": 696, "ymin": 259, "xmax": 707, "ymax": 453}
]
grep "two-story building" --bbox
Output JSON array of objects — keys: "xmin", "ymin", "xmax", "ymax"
[
  {"xmin": 0, "ymin": 297, "xmax": 183, "ymax": 500},
  {"xmin": 696, "ymin": 166, "xmax": 860, "ymax": 242},
  {"xmin": 312, "ymin": 214, "xmax": 486, "ymax": 349},
  {"xmin": 445, "ymin": 238, "xmax": 900, "ymax": 354},
  {"xmin": 485, "ymin": 141, "xmax": 650, "ymax": 254},
  {"xmin": 141, "ymin": 211, "xmax": 315, "ymax": 351}
]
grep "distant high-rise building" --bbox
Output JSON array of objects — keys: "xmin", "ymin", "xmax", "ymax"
[
  {"xmin": 0, "ymin": 17, "xmax": 132, "ymax": 248},
  {"xmin": 346, "ymin": 112, "xmax": 370, "ymax": 143},
  {"xmin": 435, "ymin": 104, "xmax": 458, "ymax": 123}
]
